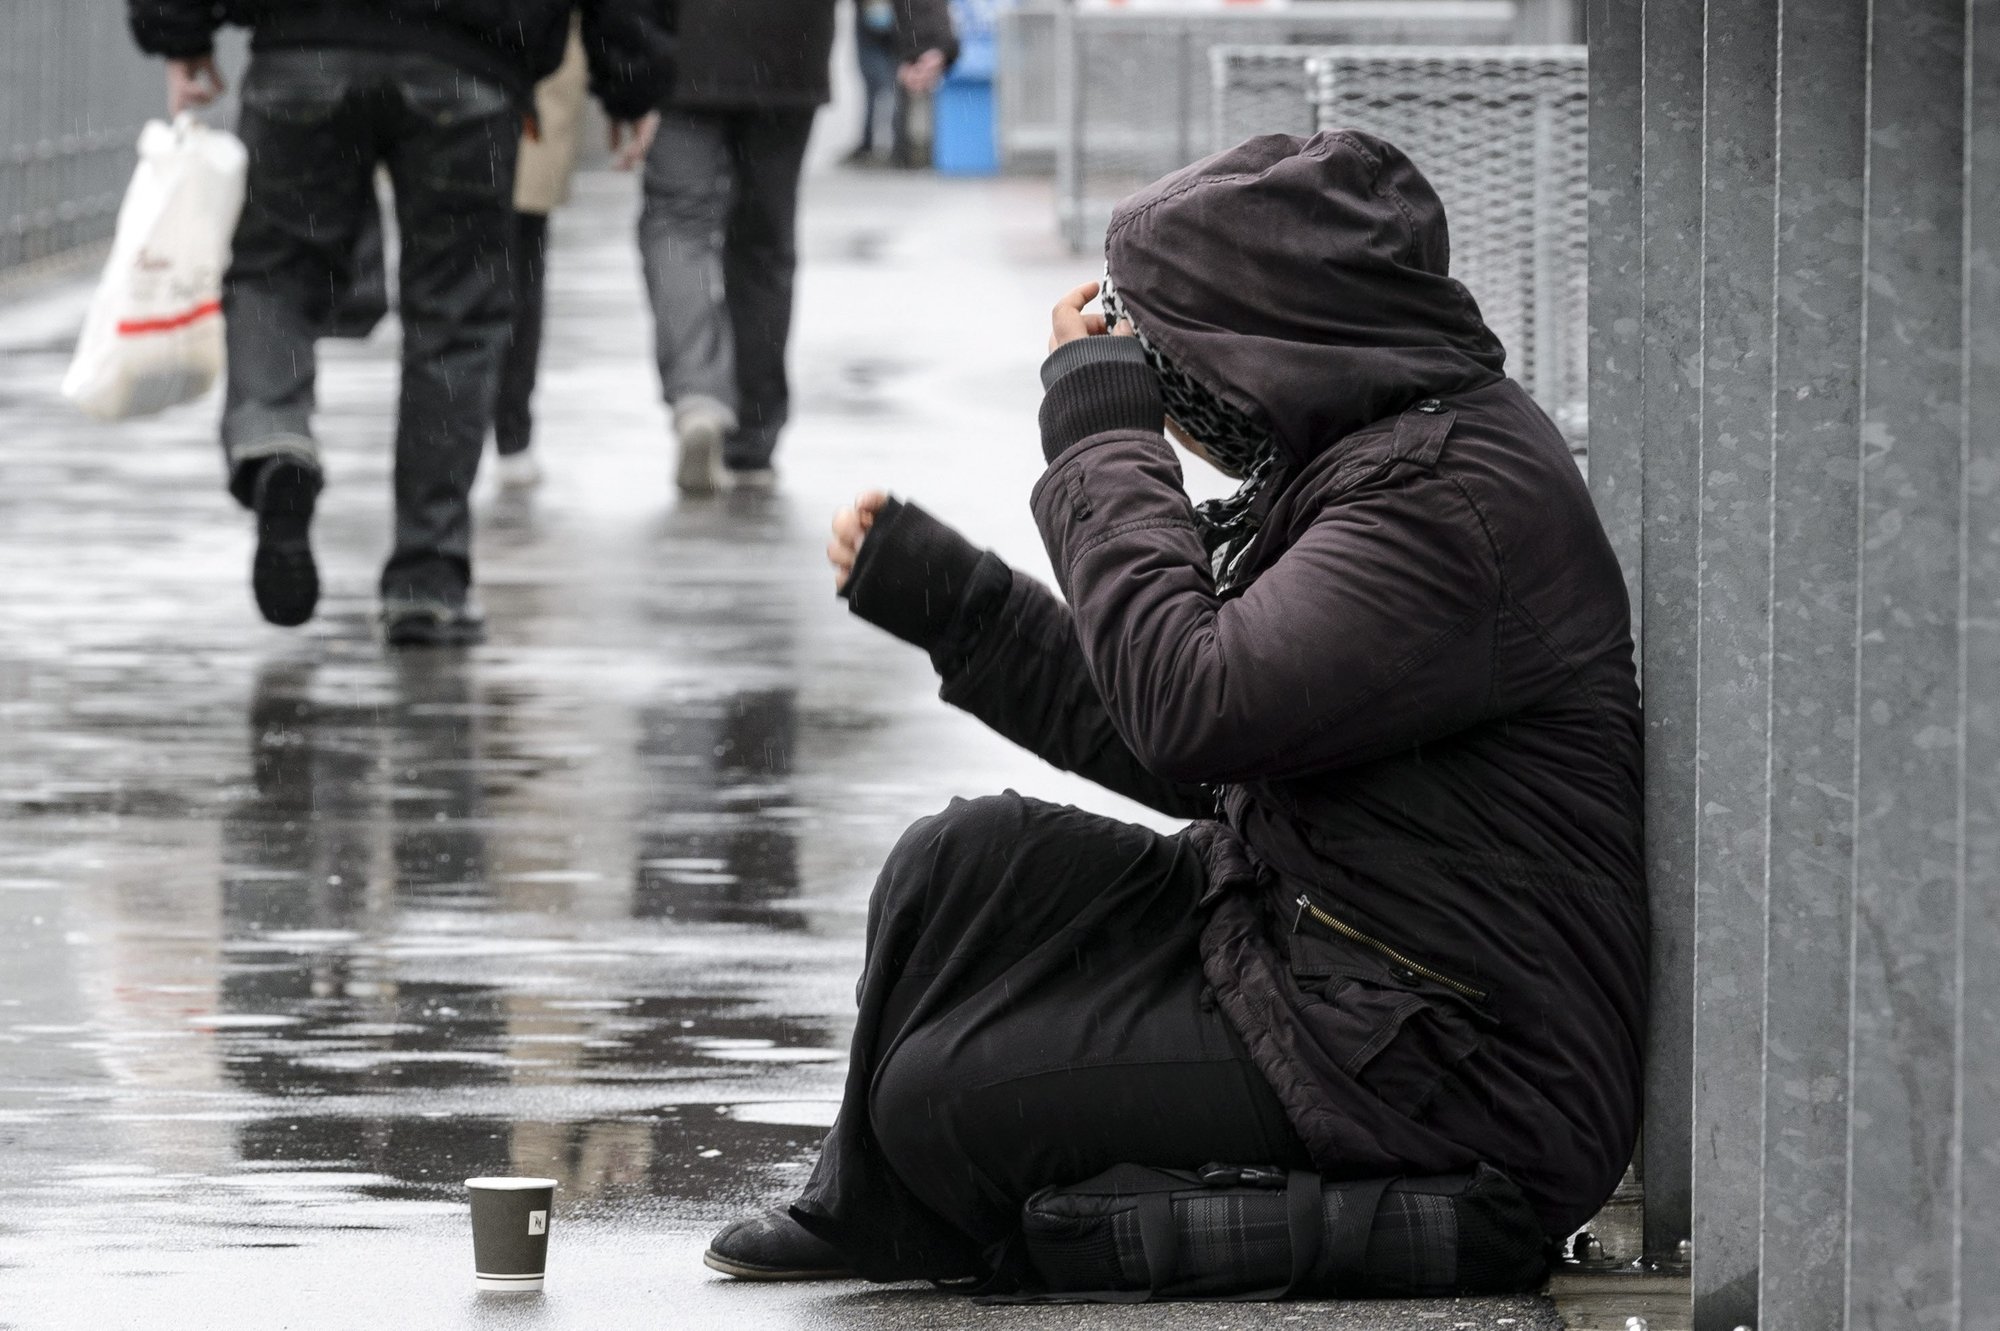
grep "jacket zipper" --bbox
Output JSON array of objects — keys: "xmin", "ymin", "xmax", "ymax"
[{"xmin": 1292, "ymin": 893, "xmax": 1489, "ymax": 1003}]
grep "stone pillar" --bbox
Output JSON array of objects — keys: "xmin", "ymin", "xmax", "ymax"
[{"xmin": 1587, "ymin": 2, "xmax": 1993, "ymax": 1328}]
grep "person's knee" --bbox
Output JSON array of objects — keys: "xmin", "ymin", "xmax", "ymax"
[
  {"xmin": 870, "ymin": 1035, "xmax": 991, "ymax": 1216},
  {"xmin": 877, "ymin": 794, "xmax": 1025, "ymax": 887}
]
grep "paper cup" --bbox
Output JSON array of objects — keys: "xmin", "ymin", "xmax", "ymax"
[{"xmin": 466, "ymin": 1176, "xmax": 557, "ymax": 1292}]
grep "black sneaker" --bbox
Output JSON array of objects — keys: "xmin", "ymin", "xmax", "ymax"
[
  {"xmin": 702, "ymin": 1210, "xmax": 853, "ymax": 1281},
  {"xmin": 381, "ymin": 597, "xmax": 486, "ymax": 648},
  {"xmin": 250, "ymin": 459, "xmax": 322, "ymax": 628}
]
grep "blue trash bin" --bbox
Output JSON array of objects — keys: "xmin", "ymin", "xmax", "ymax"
[{"xmin": 933, "ymin": 33, "xmax": 997, "ymax": 176}]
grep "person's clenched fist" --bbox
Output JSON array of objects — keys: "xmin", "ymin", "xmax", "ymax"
[{"xmin": 829, "ymin": 490, "xmax": 890, "ymax": 592}]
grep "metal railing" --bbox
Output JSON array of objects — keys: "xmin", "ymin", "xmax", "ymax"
[
  {"xmin": 1212, "ymin": 45, "xmax": 1589, "ymax": 440},
  {"xmin": 1043, "ymin": 2, "xmax": 1523, "ymax": 253},
  {"xmin": 995, "ymin": 3, "xmax": 1064, "ymax": 172},
  {"xmin": 1, "ymin": 5, "xmax": 162, "ymax": 280}
]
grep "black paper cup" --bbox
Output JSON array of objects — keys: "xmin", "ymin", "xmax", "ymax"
[{"xmin": 466, "ymin": 1176, "xmax": 558, "ymax": 1292}]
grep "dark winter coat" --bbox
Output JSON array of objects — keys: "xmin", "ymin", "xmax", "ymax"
[
  {"xmin": 127, "ymin": 0, "xmax": 668, "ymax": 119},
  {"xmin": 844, "ymin": 131, "xmax": 1644, "ymax": 1236},
  {"xmin": 663, "ymin": 0, "xmax": 957, "ymax": 109}
]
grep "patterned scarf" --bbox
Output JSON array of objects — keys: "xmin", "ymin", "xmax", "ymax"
[{"xmin": 1099, "ymin": 272, "xmax": 1283, "ymax": 589}]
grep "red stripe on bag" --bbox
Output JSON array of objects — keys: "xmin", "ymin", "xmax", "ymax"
[{"xmin": 116, "ymin": 300, "xmax": 221, "ymax": 336}]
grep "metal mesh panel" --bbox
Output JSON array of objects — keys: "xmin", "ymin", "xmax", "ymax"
[
  {"xmin": 1314, "ymin": 48, "xmax": 1587, "ymax": 437},
  {"xmin": 1211, "ymin": 48, "xmax": 1323, "ymax": 148},
  {"xmin": 1055, "ymin": 3, "xmax": 1521, "ymax": 254},
  {"xmin": 1211, "ymin": 44, "xmax": 1588, "ymax": 442}
]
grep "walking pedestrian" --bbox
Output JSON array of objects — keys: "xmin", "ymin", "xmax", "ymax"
[
  {"xmin": 126, "ymin": 0, "xmax": 667, "ymax": 645},
  {"xmin": 639, "ymin": 0, "xmax": 956, "ymax": 496},
  {"xmin": 847, "ymin": 2, "xmax": 903, "ymax": 165},
  {"xmin": 492, "ymin": 20, "xmax": 593, "ymax": 492},
  {"xmin": 703, "ymin": 131, "xmax": 1645, "ymax": 1290}
]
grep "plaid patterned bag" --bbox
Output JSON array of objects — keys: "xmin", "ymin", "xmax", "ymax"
[{"xmin": 1001, "ymin": 1162, "xmax": 1547, "ymax": 1303}]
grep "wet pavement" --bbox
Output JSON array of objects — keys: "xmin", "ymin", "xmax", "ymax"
[{"xmin": 0, "ymin": 164, "xmax": 1561, "ymax": 1330}]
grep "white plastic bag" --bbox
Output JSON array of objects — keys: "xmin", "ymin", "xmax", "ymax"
[{"xmin": 62, "ymin": 116, "xmax": 247, "ymax": 421}]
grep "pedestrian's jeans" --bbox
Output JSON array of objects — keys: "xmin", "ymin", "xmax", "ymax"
[
  {"xmin": 224, "ymin": 49, "xmax": 519, "ymax": 604},
  {"xmin": 638, "ymin": 107, "xmax": 814, "ymax": 471}
]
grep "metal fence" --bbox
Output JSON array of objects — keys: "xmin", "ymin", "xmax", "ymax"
[
  {"xmin": 1, "ymin": 5, "xmax": 162, "ymax": 280},
  {"xmin": 1041, "ymin": 2, "xmax": 1522, "ymax": 253},
  {"xmin": 1212, "ymin": 46, "xmax": 1588, "ymax": 440}
]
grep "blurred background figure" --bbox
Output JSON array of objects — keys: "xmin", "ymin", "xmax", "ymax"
[
  {"xmin": 124, "ymin": 0, "xmax": 665, "ymax": 646},
  {"xmin": 847, "ymin": 1, "xmax": 907, "ymax": 167},
  {"xmin": 493, "ymin": 19, "xmax": 594, "ymax": 493},
  {"xmin": 638, "ymin": 0, "xmax": 956, "ymax": 498}
]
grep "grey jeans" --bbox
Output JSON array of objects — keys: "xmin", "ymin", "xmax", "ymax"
[
  {"xmin": 224, "ymin": 48, "xmax": 518, "ymax": 602},
  {"xmin": 638, "ymin": 107, "xmax": 815, "ymax": 470}
]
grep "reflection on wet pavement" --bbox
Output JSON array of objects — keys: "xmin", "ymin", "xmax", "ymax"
[{"xmin": 0, "ymin": 170, "xmax": 1558, "ymax": 1329}]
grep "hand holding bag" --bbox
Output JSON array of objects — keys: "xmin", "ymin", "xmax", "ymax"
[{"xmin": 62, "ymin": 115, "xmax": 247, "ymax": 420}]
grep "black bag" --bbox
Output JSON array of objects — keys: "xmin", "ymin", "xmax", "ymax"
[{"xmin": 999, "ymin": 1162, "xmax": 1548, "ymax": 1303}]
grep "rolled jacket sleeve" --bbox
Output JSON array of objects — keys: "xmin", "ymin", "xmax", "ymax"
[
  {"xmin": 841, "ymin": 498, "xmax": 991, "ymax": 659},
  {"xmin": 1036, "ymin": 336, "xmax": 1163, "ymax": 462}
]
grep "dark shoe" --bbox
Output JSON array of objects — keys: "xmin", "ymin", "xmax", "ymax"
[
  {"xmin": 702, "ymin": 1210, "xmax": 853, "ymax": 1281},
  {"xmin": 381, "ymin": 597, "xmax": 486, "ymax": 648},
  {"xmin": 250, "ymin": 460, "xmax": 322, "ymax": 627}
]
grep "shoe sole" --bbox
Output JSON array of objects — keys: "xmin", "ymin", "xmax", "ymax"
[
  {"xmin": 676, "ymin": 418, "xmax": 724, "ymax": 496},
  {"xmin": 384, "ymin": 620, "xmax": 487, "ymax": 649},
  {"xmin": 252, "ymin": 464, "xmax": 320, "ymax": 628},
  {"xmin": 722, "ymin": 469, "xmax": 777, "ymax": 494},
  {"xmin": 700, "ymin": 1250, "xmax": 853, "ymax": 1282}
]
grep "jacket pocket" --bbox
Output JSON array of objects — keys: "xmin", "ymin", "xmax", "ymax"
[
  {"xmin": 1288, "ymin": 931, "xmax": 1486, "ymax": 1121},
  {"xmin": 1315, "ymin": 974, "xmax": 1482, "ymax": 1119},
  {"xmin": 243, "ymin": 55, "xmax": 352, "ymax": 124}
]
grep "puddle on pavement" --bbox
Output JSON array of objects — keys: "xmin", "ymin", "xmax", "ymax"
[{"xmin": 1, "ymin": 587, "xmax": 880, "ymax": 1237}]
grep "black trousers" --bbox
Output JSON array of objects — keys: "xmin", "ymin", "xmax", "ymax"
[
  {"xmin": 223, "ymin": 49, "xmax": 518, "ymax": 603},
  {"xmin": 792, "ymin": 793, "xmax": 1309, "ymax": 1282},
  {"xmin": 494, "ymin": 211, "xmax": 550, "ymax": 457},
  {"xmin": 638, "ymin": 107, "xmax": 815, "ymax": 470}
]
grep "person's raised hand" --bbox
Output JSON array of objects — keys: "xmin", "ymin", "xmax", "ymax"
[
  {"xmin": 829, "ymin": 490, "xmax": 890, "ymax": 592},
  {"xmin": 610, "ymin": 111, "xmax": 660, "ymax": 171},
  {"xmin": 898, "ymin": 49, "xmax": 948, "ymax": 95},
  {"xmin": 166, "ymin": 56, "xmax": 225, "ymax": 116},
  {"xmin": 1047, "ymin": 281, "xmax": 1136, "ymax": 354}
]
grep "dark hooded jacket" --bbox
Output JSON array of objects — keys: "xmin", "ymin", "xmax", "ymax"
[
  {"xmin": 843, "ymin": 130, "xmax": 1644, "ymax": 1236},
  {"xmin": 663, "ymin": 1, "xmax": 958, "ymax": 110},
  {"xmin": 127, "ymin": 0, "xmax": 668, "ymax": 119}
]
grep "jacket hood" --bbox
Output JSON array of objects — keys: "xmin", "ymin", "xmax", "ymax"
[{"xmin": 1104, "ymin": 130, "xmax": 1506, "ymax": 465}]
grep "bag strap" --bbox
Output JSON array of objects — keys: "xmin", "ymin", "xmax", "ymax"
[
  {"xmin": 1138, "ymin": 1190, "xmax": 1180, "ymax": 1294},
  {"xmin": 1321, "ymin": 1175, "xmax": 1393, "ymax": 1294},
  {"xmin": 1283, "ymin": 1169, "xmax": 1325, "ymax": 1295}
]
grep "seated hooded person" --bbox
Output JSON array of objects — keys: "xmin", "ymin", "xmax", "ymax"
[{"xmin": 703, "ymin": 129, "xmax": 1645, "ymax": 1289}]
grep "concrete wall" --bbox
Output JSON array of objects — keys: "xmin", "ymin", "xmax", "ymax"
[{"xmin": 1587, "ymin": 2, "xmax": 1996, "ymax": 1329}]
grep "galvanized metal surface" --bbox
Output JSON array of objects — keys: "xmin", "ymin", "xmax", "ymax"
[
  {"xmin": 1758, "ymin": 5, "xmax": 1868, "ymax": 1328},
  {"xmin": 1590, "ymin": 1, "xmax": 1995, "ymax": 1327},
  {"xmin": 1632, "ymin": 0, "xmax": 1704, "ymax": 1273}
]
